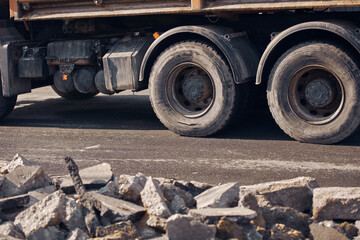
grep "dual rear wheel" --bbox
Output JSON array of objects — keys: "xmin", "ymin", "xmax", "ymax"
[
  {"xmin": 151, "ymin": 40, "xmax": 360, "ymax": 144},
  {"xmin": 149, "ymin": 41, "xmax": 248, "ymax": 137},
  {"xmin": 267, "ymin": 41, "xmax": 360, "ymax": 144}
]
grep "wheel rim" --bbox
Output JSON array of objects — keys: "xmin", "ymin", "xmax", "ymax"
[
  {"xmin": 288, "ymin": 66, "xmax": 344, "ymax": 125},
  {"xmin": 166, "ymin": 63, "xmax": 215, "ymax": 118}
]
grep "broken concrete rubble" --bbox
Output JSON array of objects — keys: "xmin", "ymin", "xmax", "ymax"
[
  {"xmin": 261, "ymin": 206, "xmax": 312, "ymax": 236},
  {"xmin": 318, "ymin": 220, "xmax": 359, "ymax": 239},
  {"xmin": 60, "ymin": 162, "xmax": 113, "ymax": 193},
  {"xmin": 0, "ymin": 221, "xmax": 25, "ymax": 239},
  {"xmin": 146, "ymin": 214, "xmax": 167, "ymax": 231},
  {"xmin": 189, "ymin": 207, "xmax": 257, "ymax": 224},
  {"xmin": 141, "ymin": 177, "xmax": 171, "ymax": 219},
  {"xmin": 95, "ymin": 220, "xmax": 138, "ymax": 238},
  {"xmin": 1, "ymin": 154, "xmax": 32, "ymax": 174},
  {"xmin": 26, "ymin": 186, "xmax": 55, "ymax": 207},
  {"xmin": 195, "ymin": 182, "xmax": 240, "ymax": 209},
  {"xmin": 14, "ymin": 191, "xmax": 65, "ymax": 237},
  {"xmin": 310, "ymin": 222, "xmax": 350, "ymax": 240},
  {"xmin": 118, "ymin": 173, "xmax": 146, "ymax": 202},
  {"xmin": 166, "ymin": 214, "xmax": 216, "ymax": 240},
  {"xmin": 2, "ymin": 154, "xmax": 360, "ymax": 240},
  {"xmin": 0, "ymin": 194, "xmax": 29, "ymax": 211},
  {"xmin": 27, "ymin": 226, "xmax": 66, "ymax": 240},
  {"xmin": 313, "ymin": 187, "xmax": 360, "ymax": 220},
  {"xmin": 61, "ymin": 196, "xmax": 86, "ymax": 232},
  {"xmin": 269, "ymin": 223, "xmax": 305, "ymax": 240},
  {"xmin": 239, "ymin": 177, "xmax": 319, "ymax": 212},
  {"xmin": 216, "ymin": 216, "xmax": 247, "ymax": 239},
  {"xmin": 83, "ymin": 207, "xmax": 100, "ymax": 237},
  {"xmin": 0, "ymin": 178, "xmax": 22, "ymax": 198},
  {"xmin": 160, "ymin": 182, "xmax": 196, "ymax": 210},
  {"xmin": 1, "ymin": 166, "xmax": 51, "ymax": 198},
  {"xmin": 86, "ymin": 192, "xmax": 145, "ymax": 223},
  {"xmin": 67, "ymin": 228, "xmax": 89, "ymax": 240},
  {"xmin": 98, "ymin": 179, "xmax": 119, "ymax": 198}
]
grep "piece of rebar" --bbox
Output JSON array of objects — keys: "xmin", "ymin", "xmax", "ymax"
[
  {"xmin": 64, "ymin": 156, "xmax": 86, "ymax": 198},
  {"xmin": 64, "ymin": 157, "xmax": 102, "ymax": 237}
]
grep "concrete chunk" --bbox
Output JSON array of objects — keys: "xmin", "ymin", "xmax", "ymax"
[
  {"xmin": 310, "ymin": 222, "xmax": 349, "ymax": 240},
  {"xmin": 118, "ymin": 173, "xmax": 146, "ymax": 202},
  {"xmin": 166, "ymin": 214, "xmax": 216, "ymax": 240},
  {"xmin": 134, "ymin": 214, "xmax": 163, "ymax": 239},
  {"xmin": 140, "ymin": 177, "xmax": 171, "ymax": 218},
  {"xmin": 60, "ymin": 163, "xmax": 113, "ymax": 193},
  {"xmin": 0, "ymin": 221, "xmax": 25, "ymax": 239},
  {"xmin": 0, "ymin": 235, "xmax": 23, "ymax": 240},
  {"xmin": 27, "ymin": 226, "xmax": 66, "ymax": 240},
  {"xmin": 313, "ymin": 187, "xmax": 360, "ymax": 220},
  {"xmin": 62, "ymin": 196, "xmax": 86, "ymax": 232},
  {"xmin": 1, "ymin": 154, "xmax": 32, "ymax": 174},
  {"xmin": 160, "ymin": 182, "xmax": 195, "ymax": 210},
  {"xmin": 216, "ymin": 217, "xmax": 247, "ymax": 239},
  {"xmin": 146, "ymin": 215, "xmax": 167, "ymax": 231},
  {"xmin": 239, "ymin": 191, "xmax": 266, "ymax": 228},
  {"xmin": 269, "ymin": 223, "xmax": 305, "ymax": 240},
  {"xmin": 14, "ymin": 191, "xmax": 64, "ymax": 236},
  {"xmin": 262, "ymin": 206, "xmax": 312, "ymax": 236},
  {"xmin": 67, "ymin": 228, "xmax": 90, "ymax": 240},
  {"xmin": 189, "ymin": 207, "xmax": 257, "ymax": 224},
  {"xmin": 95, "ymin": 220, "xmax": 138, "ymax": 238},
  {"xmin": 317, "ymin": 221, "xmax": 358, "ymax": 239},
  {"xmin": 98, "ymin": 179, "xmax": 119, "ymax": 199},
  {"xmin": 168, "ymin": 195, "xmax": 187, "ymax": 214},
  {"xmin": 86, "ymin": 192, "xmax": 145, "ymax": 223},
  {"xmin": 4, "ymin": 165, "xmax": 51, "ymax": 196},
  {"xmin": 0, "ymin": 177, "xmax": 22, "ymax": 198},
  {"xmin": 0, "ymin": 194, "xmax": 30, "ymax": 211},
  {"xmin": 239, "ymin": 177, "xmax": 319, "ymax": 212},
  {"xmin": 26, "ymin": 186, "xmax": 56, "ymax": 207},
  {"xmin": 195, "ymin": 182, "xmax": 240, "ymax": 209},
  {"xmin": 83, "ymin": 207, "xmax": 101, "ymax": 237}
]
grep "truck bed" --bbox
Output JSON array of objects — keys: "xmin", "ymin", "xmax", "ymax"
[{"xmin": 10, "ymin": 0, "xmax": 360, "ymax": 21}]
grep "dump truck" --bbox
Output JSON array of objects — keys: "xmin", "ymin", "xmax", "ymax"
[{"xmin": 1, "ymin": 0, "xmax": 360, "ymax": 144}]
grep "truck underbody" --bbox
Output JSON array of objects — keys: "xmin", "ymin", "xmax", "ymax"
[{"xmin": 1, "ymin": 0, "xmax": 360, "ymax": 144}]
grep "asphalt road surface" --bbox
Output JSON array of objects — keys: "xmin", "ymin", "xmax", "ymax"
[{"xmin": 1, "ymin": 86, "xmax": 360, "ymax": 187}]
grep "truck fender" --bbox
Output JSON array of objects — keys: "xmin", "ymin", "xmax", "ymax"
[
  {"xmin": 256, "ymin": 20, "xmax": 360, "ymax": 87},
  {"xmin": 139, "ymin": 25, "xmax": 259, "ymax": 85}
]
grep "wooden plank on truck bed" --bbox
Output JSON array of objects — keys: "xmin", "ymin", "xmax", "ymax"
[{"xmin": 12, "ymin": 0, "xmax": 360, "ymax": 21}]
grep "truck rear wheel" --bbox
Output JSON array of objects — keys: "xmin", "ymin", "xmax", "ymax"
[
  {"xmin": 267, "ymin": 41, "xmax": 360, "ymax": 144},
  {"xmin": 149, "ymin": 41, "xmax": 248, "ymax": 137},
  {"xmin": 0, "ymin": 75, "xmax": 17, "ymax": 120}
]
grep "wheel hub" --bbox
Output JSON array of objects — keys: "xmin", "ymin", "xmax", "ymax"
[
  {"xmin": 182, "ymin": 74, "xmax": 212, "ymax": 102},
  {"xmin": 305, "ymin": 79, "xmax": 334, "ymax": 108}
]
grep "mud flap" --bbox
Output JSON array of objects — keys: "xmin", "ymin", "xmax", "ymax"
[{"xmin": 0, "ymin": 42, "xmax": 31, "ymax": 97}]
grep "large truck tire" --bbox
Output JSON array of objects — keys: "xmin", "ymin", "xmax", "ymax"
[
  {"xmin": 0, "ymin": 75, "xmax": 17, "ymax": 120},
  {"xmin": 51, "ymin": 85, "xmax": 98, "ymax": 100},
  {"xmin": 149, "ymin": 41, "xmax": 248, "ymax": 137},
  {"xmin": 267, "ymin": 41, "xmax": 360, "ymax": 144}
]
